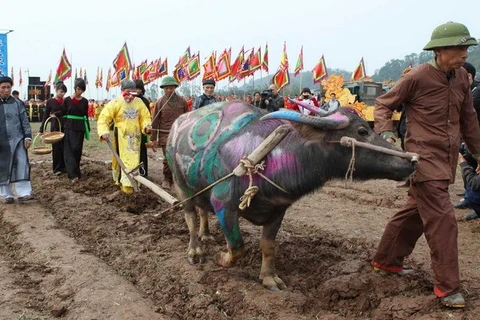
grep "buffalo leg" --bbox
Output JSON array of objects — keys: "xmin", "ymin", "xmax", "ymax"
[
  {"xmin": 213, "ymin": 207, "xmax": 245, "ymax": 268},
  {"xmin": 198, "ymin": 208, "xmax": 214, "ymax": 242},
  {"xmin": 184, "ymin": 204, "xmax": 206, "ymax": 265},
  {"xmin": 259, "ymin": 209, "xmax": 287, "ymax": 291}
]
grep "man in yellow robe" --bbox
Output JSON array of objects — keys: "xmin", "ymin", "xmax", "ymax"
[{"xmin": 97, "ymin": 80, "xmax": 152, "ymax": 193}]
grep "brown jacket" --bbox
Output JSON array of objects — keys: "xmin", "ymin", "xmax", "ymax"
[
  {"xmin": 374, "ymin": 61, "xmax": 480, "ymax": 184},
  {"xmin": 152, "ymin": 93, "xmax": 188, "ymax": 146}
]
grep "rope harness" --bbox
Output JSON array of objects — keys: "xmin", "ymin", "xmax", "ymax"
[
  {"xmin": 238, "ymin": 158, "xmax": 289, "ymax": 210},
  {"xmin": 330, "ymin": 136, "xmax": 419, "ymax": 185}
]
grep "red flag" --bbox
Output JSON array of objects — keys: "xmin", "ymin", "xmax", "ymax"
[
  {"xmin": 112, "ymin": 42, "xmax": 132, "ymax": 80},
  {"xmin": 54, "ymin": 49, "xmax": 72, "ymax": 83},
  {"xmin": 272, "ymin": 68, "xmax": 290, "ymax": 91},
  {"xmin": 249, "ymin": 47, "xmax": 262, "ymax": 75},
  {"xmin": 262, "ymin": 43, "xmax": 269, "ymax": 72},
  {"xmin": 351, "ymin": 57, "xmax": 366, "ymax": 81},
  {"xmin": 229, "ymin": 47, "xmax": 244, "ymax": 82},
  {"xmin": 294, "ymin": 46, "xmax": 303, "ymax": 76},
  {"xmin": 19, "ymin": 68, "xmax": 23, "ymax": 86},
  {"xmin": 312, "ymin": 55, "xmax": 328, "ymax": 84}
]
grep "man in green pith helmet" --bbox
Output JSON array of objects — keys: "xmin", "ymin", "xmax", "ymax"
[
  {"xmin": 152, "ymin": 76, "xmax": 188, "ymax": 189},
  {"xmin": 372, "ymin": 21, "xmax": 479, "ymax": 308}
]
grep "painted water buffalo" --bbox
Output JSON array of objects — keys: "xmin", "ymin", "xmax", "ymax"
[{"xmin": 166, "ymin": 101, "xmax": 415, "ymax": 291}]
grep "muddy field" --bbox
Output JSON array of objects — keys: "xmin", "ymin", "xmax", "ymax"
[{"xmin": 3, "ymin": 147, "xmax": 480, "ymax": 320}]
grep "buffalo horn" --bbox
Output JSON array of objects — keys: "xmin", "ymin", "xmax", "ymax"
[
  {"xmin": 260, "ymin": 110, "xmax": 349, "ymax": 129},
  {"xmin": 288, "ymin": 98, "xmax": 328, "ymax": 116}
]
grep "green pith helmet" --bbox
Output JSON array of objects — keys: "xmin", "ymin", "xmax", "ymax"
[
  {"xmin": 160, "ymin": 76, "xmax": 179, "ymax": 88},
  {"xmin": 423, "ymin": 21, "xmax": 478, "ymax": 50}
]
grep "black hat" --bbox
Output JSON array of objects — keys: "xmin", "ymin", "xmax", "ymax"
[
  {"xmin": 134, "ymin": 80, "xmax": 146, "ymax": 95},
  {"xmin": 301, "ymin": 87, "xmax": 311, "ymax": 94},
  {"xmin": 202, "ymin": 78, "xmax": 216, "ymax": 86},
  {"xmin": 463, "ymin": 62, "xmax": 476, "ymax": 79},
  {"xmin": 0, "ymin": 76, "xmax": 13, "ymax": 85},
  {"xmin": 12, "ymin": 90, "xmax": 19, "ymax": 95}
]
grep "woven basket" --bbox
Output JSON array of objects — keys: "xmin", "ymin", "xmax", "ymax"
[
  {"xmin": 41, "ymin": 117, "xmax": 64, "ymax": 144},
  {"xmin": 32, "ymin": 134, "xmax": 52, "ymax": 155}
]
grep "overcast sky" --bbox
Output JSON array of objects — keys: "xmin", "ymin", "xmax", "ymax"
[{"xmin": 2, "ymin": 0, "xmax": 479, "ymax": 94}]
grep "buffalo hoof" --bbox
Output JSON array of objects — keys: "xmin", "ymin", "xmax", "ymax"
[
  {"xmin": 214, "ymin": 251, "xmax": 236, "ymax": 268},
  {"xmin": 187, "ymin": 246, "xmax": 206, "ymax": 265},
  {"xmin": 199, "ymin": 233, "xmax": 215, "ymax": 242},
  {"xmin": 261, "ymin": 274, "xmax": 287, "ymax": 291}
]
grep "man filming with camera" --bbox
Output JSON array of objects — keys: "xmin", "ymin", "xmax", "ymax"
[{"xmin": 260, "ymin": 84, "xmax": 284, "ymax": 112}]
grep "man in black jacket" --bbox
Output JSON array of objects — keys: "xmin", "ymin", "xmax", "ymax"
[
  {"xmin": 261, "ymin": 84, "xmax": 284, "ymax": 112},
  {"xmin": 193, "ymin": 79, "xmax": 218, "ymax": 109}
]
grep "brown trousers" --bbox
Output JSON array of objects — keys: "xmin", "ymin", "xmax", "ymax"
[{"xmin": 373, "ymin": 180, "xmax": 459, "ymax": 297}]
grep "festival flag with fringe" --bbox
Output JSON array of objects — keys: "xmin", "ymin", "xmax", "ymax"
[
  {"xmin": 272, "ymin": 42, "xmax": 290, "ymax": 90},
  {"xmin": 312, "ymin": 55, "xmax": 328, "ymax": 84},
  {"xmin": 262, "ymin": 43, "xmax": 268, "ymax": 72},
  {"xmin": 272, "ymin": 68, "xmax": 290, "ymax": 91},
  {"xmin": 54, "ymin": 49, "xmax": 72, "ymax": 83},
  {"xmin": 99, "ymin": 68, "xmax": 103, "ymax": 87},
  {"xmin": 157, "ymin": 58, "xmax": 168, "ymax": 78},
  {"xmin": 294, "ymin": 46, "xmax": 303, "ymax": 76},
  {"xmin": 351, "ymin": 57, "xmax": 366, "ymax": 81},
  {"xmin": 229, "ymin": 47, "xmax": 244, "ymax": 82},
  {"xmin": 173, "ymin": 64, "xmax": 186, "ymax": 84},
  {"xmin": 44, "ymin": 70, "xmax": 52, "ymax": 88},
  {"xmin": 238, "ymin": 48, "xmax": 253, "ymax": 79},
  {"xmin": 202, "ymin": 52, "xmax": 216, "ymax": 81},
  {"xmin": 249, "ymin": 47, "xmax": 261, "ymax": 74},
  {"xmin": 176, "ymin": 46, "xmax": 191, "ymax": 68},
  {"xmin": 113, "ymin": 43, "xmax": 132, "ymax": 73},
  {"xmin": 187, "ymin": 53, "xmax": 201, "ymax": 80},
  {"xmin": 280, "ymin": 42, "xmax": 289, "ymax": 70},
  {"xmin": 95, "ymin": 67, "xmax": 100, "ymax": 88},
  {"xmin": 215, "ymin": 49, "xmax": 231, "ymax": 81},
  {"xmin": 106, "ymin": 68, "xmax": 111, "ymax": 92}
]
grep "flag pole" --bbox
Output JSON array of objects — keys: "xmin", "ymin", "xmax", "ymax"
[
  {"xmin": 300, "ymin": 72, "xmax": 303, "ymax": 94},
  {"xmin": 70, "ymin": 53, "xmax": 73, "ymax": 92}
]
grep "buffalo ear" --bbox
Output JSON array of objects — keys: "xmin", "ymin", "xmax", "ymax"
[{"xmin": 261, "ymin": 110, "xmax": 349, "ymax": 130}]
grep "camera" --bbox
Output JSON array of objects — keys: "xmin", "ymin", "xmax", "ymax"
[
  {"xmin": 261, "ymin": 89, "xmax": 273, "ymax": 100},
  {"xmin": 460, "ymin": 142, "xmax": 468, "ymax": 156}
]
